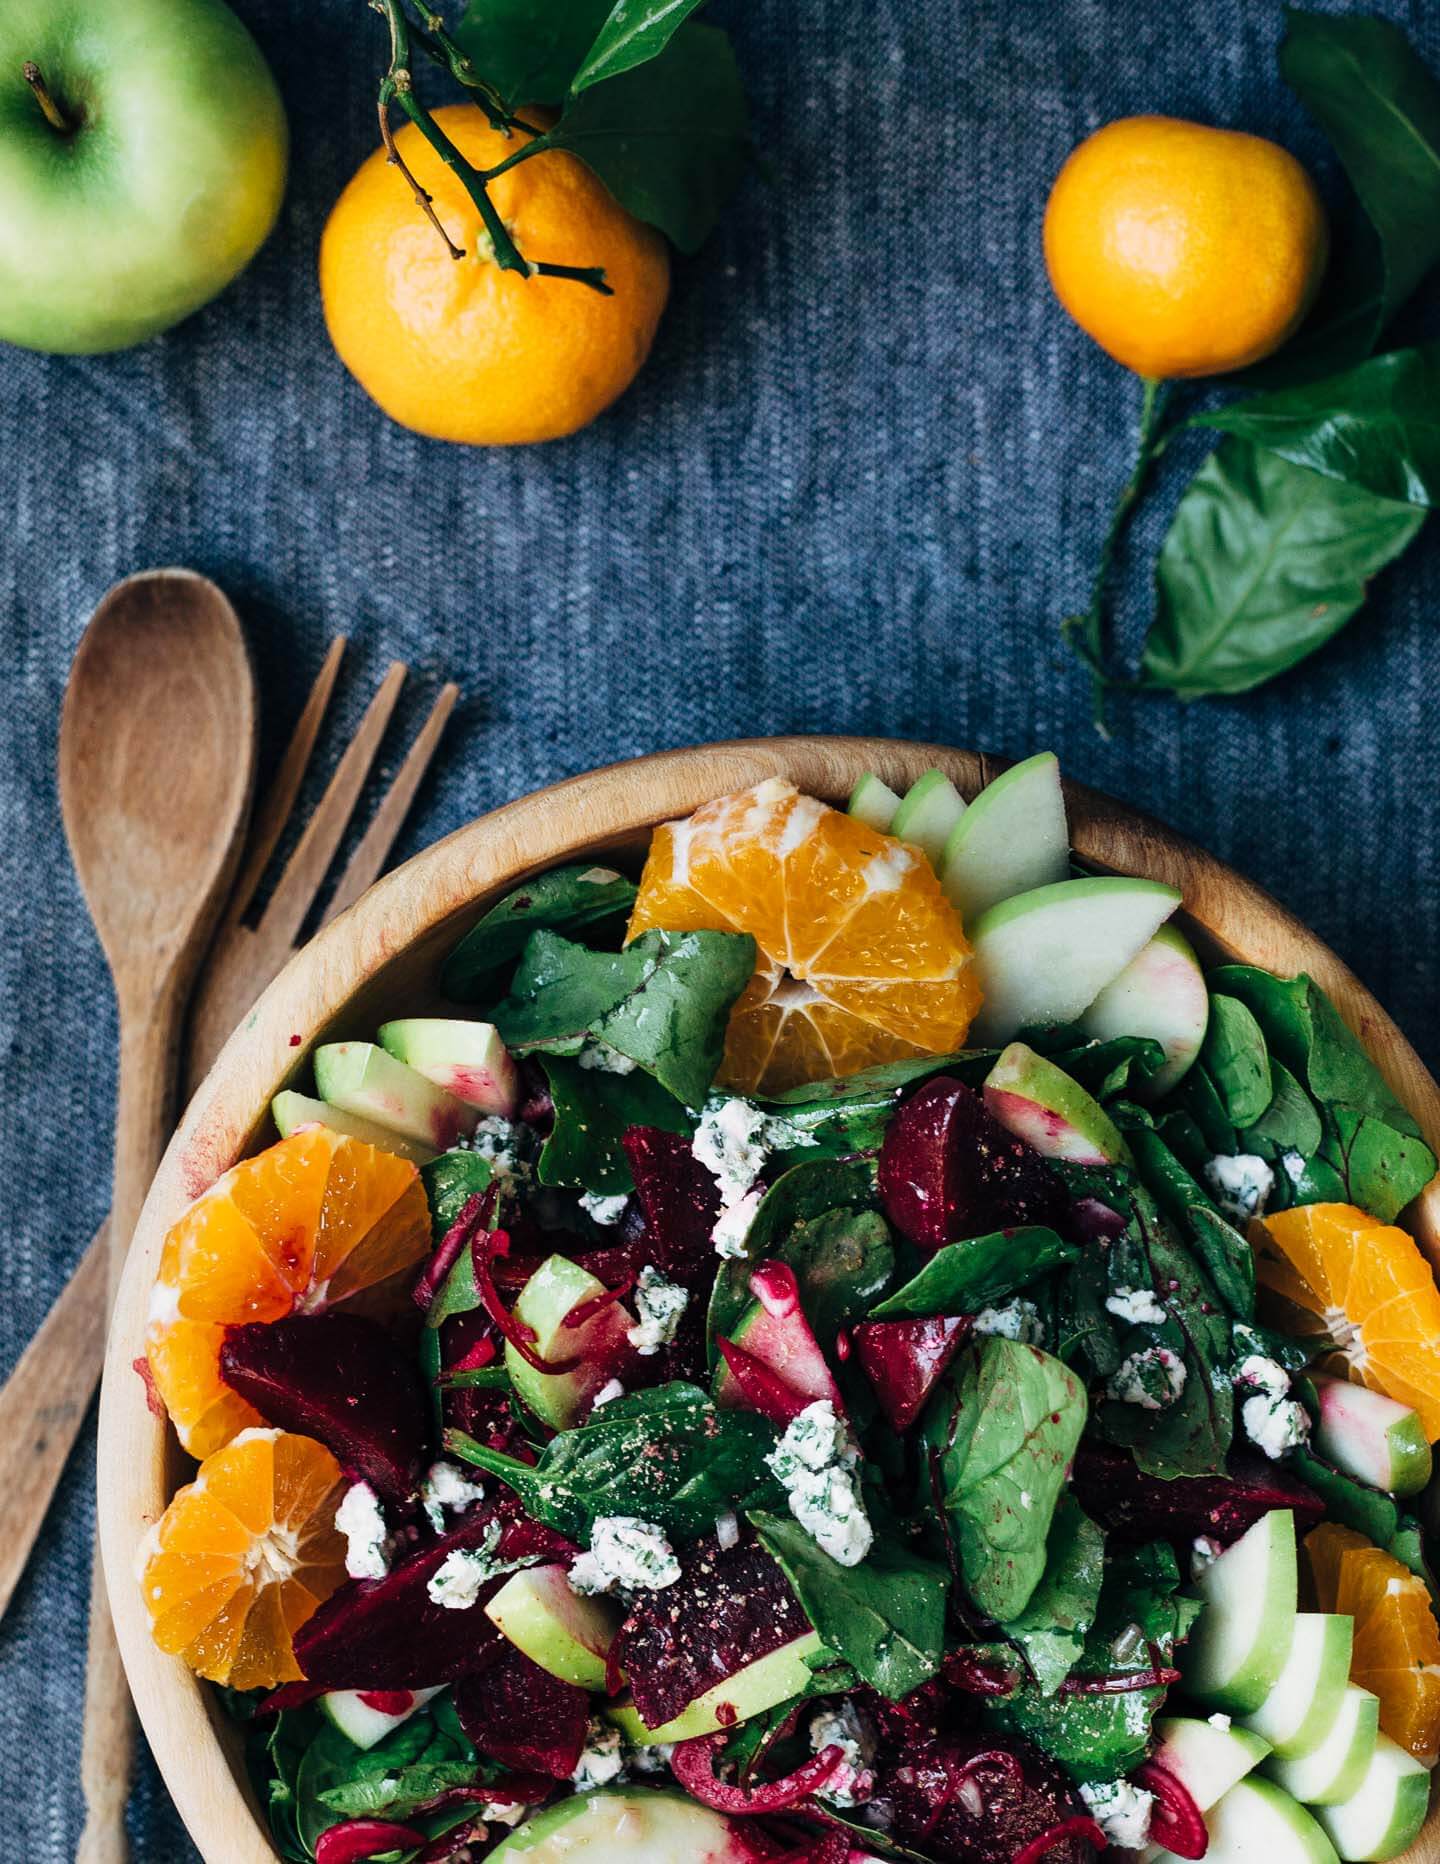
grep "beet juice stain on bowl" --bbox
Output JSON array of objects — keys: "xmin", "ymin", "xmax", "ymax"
[{"xmin": 98, "ymin": 739, "xmax": 1440, "ymax": 1864}]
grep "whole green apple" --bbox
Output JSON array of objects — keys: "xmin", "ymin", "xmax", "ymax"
[{"xmin": 0, "ymin": 0, "xmax": 287, "ymax": 353}]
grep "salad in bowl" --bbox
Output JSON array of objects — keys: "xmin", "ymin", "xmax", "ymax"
[{"xmin": 131, "ymin": 755, "xmax": 1440, "ymax": 1864}]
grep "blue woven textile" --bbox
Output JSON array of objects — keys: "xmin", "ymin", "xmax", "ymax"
[{"xmin": 1, "ymin": 0, "xmax": 1436, "ymax": 1853}]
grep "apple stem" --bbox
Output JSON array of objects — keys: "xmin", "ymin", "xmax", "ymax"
[{"xmin": 22, "ymin": 62, "xmax": 72, "ymax": 134}]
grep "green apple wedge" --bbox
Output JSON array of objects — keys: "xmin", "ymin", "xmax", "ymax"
[
  {"xmin": 607, "ymin": 1629, "xmax": 827, "ymax": 1744},
  {"xmin": 939, "ymin": 752, "xmax": 1069, "ymax": 922},
  {"xmin": 507, "ymin": 1255, "xmax": 636, "ymax": 1429},
  {"xmin": 969, "ymin": 876, "xmax": 1182, "ymax": 1045},
  {"xmin": 313, "ymin": 1041, "xmax": 479, "ymax": 1151},
  {"xmin": 1312, "ymin": 1736, "xmax": 1432, "ymax": 1862},
  {"xmin": 1151, "ymin": 1777, "xmax": 1340, "ymax": 1864},
  {"xmin": 1151, "ymin": 1716, "xmax": 1272, "ymax": 1813},
  {"xmin": 890, "ymin": 770, "xmax": 966, "ymax": 866},
  {"xmin": 982, "ymin": 1042, "xmax": 1132, "ymax": 1166},
  {"xmin": 490, "ymin": 1790, "xmax": 758, "ymax": 1862},
  {"xmin": 1081, "ymin": 924, "xmax": 1211, "ymax": 1100},
  {"xmin": 0, "ymin": 0, "xmax": 287, "ymax": 353},
  {"xmin": 379, "ymin": 1018, "xmax": 519, "ymax": 1119},
  {"xmin": 1241, "ymin": 1613, "xmax": 1354, "ymax": 1758},
  {"xmin": 484, "ymin": 1564, "xmax": 621, "ymax": 1691},
  {"xmin": 1309, "ymin": 1378, "xmax": 1433, "ymax": 1500},
  {"xmin": 271, "ymin": 1089, "xmax": 436, "ymax": 1165},
  {"xmin": 318, "ymin": 1685, "xmax": 441, "ymax": 1751},
  {"xmin": 1265, "ymin": 1687, "xmax": 1380, "ymax": 1808},
  {"xmin": 847, "ymin": 772, "xmax": 902, "ymax": 832},
  {"xmin": 1183, "ymin": 1509, "xmax": 1298, "ymax": 1713}
]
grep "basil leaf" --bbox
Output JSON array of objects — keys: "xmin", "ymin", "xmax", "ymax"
[
  {"xmin": 921, "ymin": 1338, "xmax": 1088, "ymax": 1621},
  {"xmin": 750, "ymin": 1510, "xmax": 949, "ymax": 1700},
  {"xmin": 440, "ymin": 863, "xmax": 636, "ymax": 1001},
  {"xmin": 1140, "ymin": 440, "xmax": 1425, "ymax": 700},
  {"xmin": 869, "ymin": 1226, "xmax": 1076, "ymax": 1320},
  {"xmin": 1201, "ymin": 995, "xmax": 1273, "ymax": 1128},
  {"xmin": 537, "ymin": 1053, "xmax": 690, "ymax": 1193},
  {"xmin": 571, "ymin": 0, "xmax": 710, "ymax": 94},
  {"xmin": 1200, "ymin": 344, "xmax": 1440, "ymax": 508},
  {"xmin": 997, "ymin": 1497, "xmax": 1106, "ymax": 1696}
]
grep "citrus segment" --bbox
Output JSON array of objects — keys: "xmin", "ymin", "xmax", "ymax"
[
  {"xmin": 1251, "ymin": 1204, "xmax": 1440, "ymax": 1440},
  {"xmin": 628, "ymin": 780, "xmax": 980, "ymax": 1094},
  {"xmin": 147, "ymin": 1129, "xmax": 429, "ymax": 1457},
  {"xmin": 142, "ymin": 1429, "xmax": 347, "ymax": 1691}
]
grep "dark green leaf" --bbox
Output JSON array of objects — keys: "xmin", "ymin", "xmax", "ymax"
[
  {"xmin": 997, "ymin": 1497, "xmax": 1106, "ymax": 1696},
  {"xmin": 1201, "ymin": 995, "xmax": 1273, "ymax": 1127},
  {"xmin": 571, "ymin": 0, "xmax": 710, "ymax": 93},
  {"xmin": 869, "ymin": 1227, "xmax": 1076, "ymax": 1320},
  {"xmin": 778, "ymin": 1207, "xmax": 895, "ymax": 1337},
  {"xmin": 425, "ymin": 1176, "xmax": 504, "ymax": 1327},
  {"xmin": 1318, "ymin": 1106, "xmax": 1439, "ymax": 1224},
  {"xmin": 1044, "ymin": 1035, "xmax": 1169, "ymax": 1102},
  {"xmin": 1287, "ymin": 1444, "xmax": 1399, "ymax": 1545},
  {"xmin": 1128, "ymin": 1128, "xmax": 1256, "ymax": 1321},
  {"xmin": 537, "ymin": 1052, "xmax": 690, "ymax": 1193},
  {"xmin": 760, "ymin": 1052, "xmax": 993, "ymax": 1167},
  {"xmin": 1173, "ymin": 1066, "xmax": 1239, "ymax": 1156},
  {"xmin": 440, "ymin": 862, "xmax": 636, "ymax": 1001},
  {"xmin": 750, "ymin": 1511, "xmax": 949, "ymax": 1699},
  {"xmin": 454, "ymin": 0, "xmax": 613, "ymax": 109},
  {"xmin": 1243, "ymin": 1059, "xmax": 1325, "ymax": 1158},
  {"xmin": 1139, "ymin": 439, "xmax": 1424, "ymax": 699},
  {"xmin": 420, "ymin": 1150, "xmax": 494, "ymax": 1241}
]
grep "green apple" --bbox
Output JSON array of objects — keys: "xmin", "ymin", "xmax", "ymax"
[
  {"xmin": 1242, "ymin": 1613, "xmax": 1355, "ymax": 1759},
  {"xmin": 848, "ymin": 772, "xmax": 902, "ymax": 833},
  {"xmin": 379, "ymin": 1017, "xmax": 520, "ymax": 1118},
  {"xmin": 313, "ymin": 1041, "xmax": 479, "ymax": 1151},
  {"xmin": 606, "ymin": 1628, "xmax": 826, "ymax": 1744},
  {"xmin": 270, "ymin": 1089, "xmax": 436, "ymax": 1165},
  {"xmin": 0, "ymin": 0, "xmax": 287, "ymax": 353},
  {"xmin": 484, "ymin": 1563, "xmax": 621, "ymax": 1691},
  {"xmin": 1312, "ymin": 1735, "xmax": 1431, "ymax": 1862},
  {"xmin": 890, "ymin": 769, "xmax": 966, "ymax": 865},
  {"xmin": 1184, "ymin": 1509, "xmax": 1298, "ymax": 1713},
  {"xmin": 318, "ymin": 1685, "xmax": 441, "ymax": 1751},
  {"xmin": 490, "ymin": 1790, "xmax": 757, "ymax": 1863},
  {"xmin": 1266, "ymin": 1687, "xmax": 1380, "ymax": 1808},
  {"xmin": 1151, "ymin": 1715, "xmax": 1271, "ymax": 1814},
  {"xmin": 969, "ymin": 875, "xmax": 1182, "ymax": 1044},
  {"xmin": 939, "ymin": 751, "xmax": 1070, "ymax": 922},
  {"xmin": 507, "ymin": 1255, "xmax": 636, "ymax": 1428},
  {"xmin": 982, "ymin": 1041, "xmax": 1132, "ymax": 1166},
  {"xmin": 1081, "ymin": 924, "xmax": 1210, "ymax": 1100},
  {"xmin": 1152, "ymin": 1777, "xmax": 1340, "ymax": 1864},
  {"xmin": 1310, "ymin": 1377, "xmax": 1433, "ymax": 1500}
]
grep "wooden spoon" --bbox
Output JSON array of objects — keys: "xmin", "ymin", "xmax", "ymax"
[{"xmin": 59, "ymin": 571, "xmax": 256, "ymax": 1864}]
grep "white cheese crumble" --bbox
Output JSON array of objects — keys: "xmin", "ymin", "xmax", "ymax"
[
  {"xmin": 571, "ymin": 1718, "xmax": 627, "ymax": 1790},
  {"xmin": 579, "ymin": 1039, "xmax": 638, "ymax": 1075},
  {"xmin": 579, "ymin": 1190, "xmax": 630, "ymax": 1226},
  {"xmin": 1242, "ymin": 1391, "xmax": 1310, "ymax": 1460},
  {"xmin": 1191, "ymin": 1536, "xmax": 1223, "ymax": 1581},
  {"xmin": 692, "ymin": 1096, "xmax": 817, "ymax": 1256},
  {"xmin": 477, "ymin": 1801, "xmax": 528, "ymax": 1829},
  {"xmin": 336, "ymin": 1481, "xmax": 391, "ymax": 1580},
  {"xmin": 1208, "ymin": 1713, "xmax": 1232, "ymax": 1731},
  {"xmin": 425, "ymin": 1519, "xmax": 540, "ymax": 1608},
  {"xmin": 420, "ymin": 1460, "xmax": 485, "ymax": 1535},
  {"xmin": 467, "ymin": 1114, "xmax": 531, "ymax": 1190},
  {"xmin": 810, "ymin": 1700, "xmax": 877, "ymax": 1807},
  {"xmin": 1236, "ymin": 1354, "xmax": 1291, "ymax": 1400},
  {"xmin": 1204, "ymin": 1153, "xmax": 1275, "ymax": 1222},
  {"xmin": 711, "ymin": 1185, "xmax": 763, "ymax": 1259},
  {"xmin": 567, "ymin": 1516, "xmax": 681, "ymax": 1597},
  {"xmin": 1281, "ymin": 1150, "xmax": 1307, "ymax": 1186},
  {"xmin": 1105, "ymin": 1287, "xmax": 1167, "ymax": 1326},
  {"xmin": 1079, "ymin": 1779, "xmax": 1154, "ymax": 1850},
  {"xmin": 715, "ymin": 1510, "xmax": 740, "ymax": 1550},
  {"xmin": 766, "ymin": 1400, "xmax": 874, "ymax": 1568},
  {"xmin": 1108, "ymin": 1346, "xmax": 1187, "ymax": 1411},
  {"xmin": 591, "ymin": 1378, "xmax": 626, "ymax": 1407},
  {"xmin": 973, "ymin": 1297, "xmax": 1044, "ymax": 1344},
  {"xmin": 626, "ymin": 1266, "xmax": 690, "ymax": 1356}
]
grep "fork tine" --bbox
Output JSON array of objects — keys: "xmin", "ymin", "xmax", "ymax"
[
  {"xmin": 319, "ymin": 682, "xmax": 460, "ymax": 929},
  {"xmin": 225, "ymin": 635, "xmax": 347, "ymax": 925},
  {"xmin": 256, "ymin": 660, "xmax": 408, "ymax": 950}
]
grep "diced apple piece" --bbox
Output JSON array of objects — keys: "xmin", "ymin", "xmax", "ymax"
[
  {"xmin": 982, "ymin": 1041, "xmax": 1132, "ymax": 1166},
  {"xmin": 1151, "ymin": 1777, "xmax": 1340, "ymax": 1864},
  {"xmin": 271, "ymin": 1089, "xmax": 436, "ymax": 1164},
  {"xmin": 489, "ymin": 1790, "xmax": 761, "ymax": 1863},
  {"xmin": 939, "ymin": 751, "xmax": 1069, "ymax": 922},
  {"xmin": 507, "ymin": 1254, "xmax": 636, "ymax": 1429},
  {"xmin": 1152, "ymin": 1715, "xmax": 1272, "ymax": 1813},
  {"xmin": 890, "ymin": 769, "xmax": 966, "ymax": 866},
  {"xmin": 378, "ymin": 1017, "xmax": 519, "ymax": 1118},
  {"xmin": 968, "ymin": 876, "xmax": 1182, "ymax": 1045},
  {"xmin": 485, "ymin": 1563, "xmax": 621, "ymax": 1692},
  {"xmin": 318, "ymin": 1685, "xmax": 442, "ymax": 1750},
  {"xmin": 715, "ymin": 1261, "xmax": 842, "ymax": 1419},
  {"xmin": 1310, "ymin": 1377, "xmax": 1433, "ymax": 1499},
  {"xmin": 606, "ymin": 1629, "xmax": 827, "ymax": 1744},
  {"xmin": 1081, "ymin": 924, "xmax": 1210, "ymax": 1100},
  {"xmin": 1266, "ymin": 1687, "xmax": 1381, "ymax": 1808},
  {"xmin": 313, "ymin": 1041, "xmax": 478, "ymax": 1149},
  {"xmin": 1241, "ymin": 1613, "xmax": 1354, "ymax": 1759},
  {"xmin": 848, "ymin": 772, "xmax": 902, "ymax": 832},
  {"xmin": 1184, "ymin": 1509, "xmax": 1298, "ymax": 1713},
  {"xmin": 1312, "ymin": 1736, "xmax": 1431, "ymax": 1862}
]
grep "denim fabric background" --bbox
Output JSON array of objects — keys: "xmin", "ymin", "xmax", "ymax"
[{"xmin": 1, "ymin": 0, "xmax": 1437, "ymax": 1853}]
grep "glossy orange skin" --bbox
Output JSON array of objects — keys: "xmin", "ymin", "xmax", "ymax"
[
  {"xmin": 1043, "ymin": 115, "xmax": 1328, "ymax": 379},
  {"xmin": 320, "ymin": 105, "xmax": 670, "ymax": 445}
]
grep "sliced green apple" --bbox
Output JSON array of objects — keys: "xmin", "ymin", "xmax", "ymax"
[
  {"xmin": 270, "ymin": 1089, "xmax": 435, "ymax": 1164},
  {"xmin": 1265, "ymin": 1686, "xmax": 1380, "ymax": 1808},
  {"xmin": 1184, "ymin": 1509, "xmax": 1298, "ymax": 1713},
  {"xmin": 378, "ymin": 1017, "xmax": 519, "ymax": 1118},
  {"xmin": 1312, "ymin": 1735, "xmax": 1431, "ymax": 1862},
  {"xmin": 312, "ymin": 1041, "xmax": 478, "ymax": 1149},
  {"xmin": 939, "ymin": 751, "xmax": 1069, "ymax": 922},
  {"xmin": 1152, "ymin": 1777, "xmax": 1340, "ymax": 1864},
  {"xmin": 1242, "ymin": 1613, "xmax": 1354, "ymax": 1759},
  {"xmin": 606, "ymin": 1628, "xmax": 827, "ymax": 1744},
  {"xmin": 969, "ymin": 875, "xmax": 1183, "ymax": 1045},
  {"xmin": 1152, "ymin": 1715, "xmax": 1272, "ymax": 1813},
  {"xmin": 847, "ymin": 772, "xmax": 902, "ymax": 832},
  {"xmin": 318, "ymin": 1685, "xmax": 442, "ymax": 1750},
  {"xmin": 890, "ymin": 769, "xmax": 966, "ymax": 866},
  {"xmin": 982, "ymin": 1041, "xmax": 1132, "ymax": 1166},
  {"xmin": 1080, "ymin": 923, "xmax": 1210, "ymax": 1100},
  {"xmin": 489, "ymin": 1789, "xmax": 756, "ymax": 1862},
  {"xmin": 484, "ymin": 1563, "xmax": 621, "ymax": 1691},
  {"xmin": 1310, "ymin": 1377, "xmax": 1433, "ymax": 1500},
  {"xmin": 507, "ymin": 1254, "xmax": 636, "ymax": 1429}
]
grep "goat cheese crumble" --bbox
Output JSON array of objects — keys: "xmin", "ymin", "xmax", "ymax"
[
  {"xmin": 810, "ymin": 1700, "xmax": 877, "ymax": 1807},
  {"xmin": 578, "ymin": 1039, "xmax": 637, "ymax": 1074},
  {"xmin": 692, "ymin": 1097, "xmax": 816, "ymax": 1255},
  {"xmin": 627, "ymin": 1265, "xmax": 690, "ymax": 1355},
  {"xmin": 567, "ymin": 1516, "xmax": 681, "ymax": 1597},
  {"xmin": 1108, "ymin": 1346, "xmax": 1187, "ymax": 1411},
  {"xmin": 591, "ymin": 1378, "xmax": 626, "ymax": 1407},
  {"xmin": 467, "ymin": 1115, "xmax": 532, "ymax": 1190},
  {"xmin": 1234, "ymin": 1352, "xmax": 1310, "ymax": 1460},
  {"xmin": 336, "ymin": 1481, "xmax": 391, "ymax": 1580},
  {"xmin": 711, "ymin": 1186, "xmax": 764, "ymax": 1259},
  {"xmin": 426, "ymin": 1519, "xmax": 539, "ymax": 1609},
  {"xmin": 420, "ymin": 1460, "xmax": 485, "ymax": 1534},
  {"xmin": 571, "ymin": 1718, "xmax": 627, "ymax": 1790},
  {"xmin": 766, "ymin": 1400, "xmax": 874, "ymax": 1567},
  {"xmin": 579, "ymin": 1190, "xmax": 630, "ymax": 1226},
  {"xmin": 1105, "ymin": 1287, "xmax": 1167, "ymax": 1326},
  {"xmin": 1191, "ymin": 1536, "xmax": 1223, "ymax": 1581},
  {"xmin": 973, "ymin": 1297, "xmax": 1044, "ymax": 1344},
  {"xmin": 1204, "ymin": 1153, "xmax": 1275, "ymax": 1222},
  {"xmin": 1079, "ymin": 1779, "xmax": 1154, "ymax": 1850}
]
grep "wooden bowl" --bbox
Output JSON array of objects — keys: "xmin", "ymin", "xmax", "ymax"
[{"xmin": 98, "ymin": 736, "xmax": 1440, "ymax": 1863}]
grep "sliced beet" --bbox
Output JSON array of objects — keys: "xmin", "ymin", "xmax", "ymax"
[
  {"xmin": 852, "ymin": 1315, "xmax": 972, "ymax": 1431},
  {"xmin": 220, "ymin": 1314, "xmax": 428, "ymax": 1504},
  {"xmin": 877, "ymin": 1731, "xmax": 1097, "ymax": 1864},
  {"xmin": 454, "ymin": 1643, "xmax": 589, "ymax": 1778},
  {"xmin": 622, "ymin": 1127, "xmax": 722, "ymax": 1277},
  {"xmin": 316, "ymin": 1821, "xmax": 428, "ymax": 1864},
  {"xmin": 1071, "ymin": 1443, "xmax": 1324, "ymax": 1543},
  {"xmin": 877, "ymin": 1078, "xmax": 1064, "ymax": 1254},
  {"xmin": 616, "ymin": 1538, "xmax": 812, "ymax": 1730}
]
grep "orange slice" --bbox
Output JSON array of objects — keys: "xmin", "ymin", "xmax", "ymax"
[
  {"xmin": 1251, "ymin": 1203, "xmax": 1440, "ymax": 1439},
  {"xmin": 142, "ymin": 1428, "xmax": 347, "ymax": 1690},
  {"xmin": 628, "ymin": 779, "xmax": 981, "ymax": 1094},
  {"xmin": 147, "ymin": 1128, "xmax": 430, "ymax": 1457},
  {"xmin": 1305, "ymin": 1522, "xmax": 1440, "ymax": 1761}
]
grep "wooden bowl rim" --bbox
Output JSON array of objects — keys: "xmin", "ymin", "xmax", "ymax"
[{"xmin": 97, "ymin": 734, "xmax": 1440, "ymax": 1863}]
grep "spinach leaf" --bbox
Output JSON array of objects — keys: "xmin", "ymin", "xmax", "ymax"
[
  {"xmin": 447, "ymin": 1381, "xmax": 779, "ymax": 1540},
  {"xmin": 1320, "ymin": 1107, "xmax": 1440, "ymax": 1224},
  {"xmin": 1139, "ymin": 440, "xmax": 1424, "ymax": 700},
  {"xmin": 869, "ymin": 1227, "xmax": 1076, "ymax": 1321},
  {"xmin": 294, "ymin": 1710, "xmax": 478, "ymax": 1855},
  {"xmin": 440, "ymin": 863, "xmax": 637, "ymax": 1001},
  {"xmin": 537, "ymin": 1053, "xmax": 690, "ymax": 1193},
  {"xmin": 571, "ymin": 0, "xmax": 711, "ymax": 93},
  {"xmin": 985, "ymin": 1673, "xmax": 1163, "ymax": 1785},
  {"xmin": 421, "ymin": 1150, "xmax": 494, "ymax": 1240},
  {"xmin": 778, "ymin": 1207, "xmax": 896, "ymax": 1337},
  {"xmin": 255, "ymin": 1708, "xmax": 318, "ymax": 1861},
  {"xmin": 1173, "ymin": 1066, "xmax": 1239, "ymax": 1156},
  {"xmin": 921, "ymin": 1338, "xmax": 1088, "ymax": 1621},
  {"xmin": 1243, "ymin": 1059, "xmax": 1325, "ymax": 1159},
  {"xmin": 1201, "ymin": 995, "xmax": 1273, "ymax": 1127},
  {"xmin": 1044, "ymin": 1035, "xmax": 1169, "ymax": 1102},
  {"xmin": 997, "ymin": 1497, "xmax": 1106, "ymax": 1696},
  {"xmin": 493, "ymin": 926, "xmax": 755, "ymax": 1108},
  {"xmin": 750, "ymin": 1511, "xmax": 949, "ymax": 1700},
  {"xmin": 1126, "ymin": 1129, "xmax": 1255, "ymax": 1322}
]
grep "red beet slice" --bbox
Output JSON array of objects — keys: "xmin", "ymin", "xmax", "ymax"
[
  {"xmin": 1135, "ymin": 1760, "xmax": 1209, "ymax": 1860},
  {"xmin": 877, "ymin": 1078, "xmax": 1064, "ymax": 1254},
  {"xmin": 852, "ymin": 1315, "xmax": 972, "ymax": 1431},
  {"xmin": 220, "ymin": 1313, "xmax": 428, "ymax": 1505},
  {"xmin": 671, "ymin": 1733, "xmax": 845, "ymax": 1812},
  {"xmin": 1072, "ymin": 1443, "xmax": 1324, "ymax": 1544},
  {"xmin": 454, "ymin": 1643, "xmax": 589, "ymax": 1778},
  {"xmin": 622, "ymin": 1127, "xmax": 722, "ymax": 1275},
  {"xmin": 878, "ymin": 1731, "xmax": 1098, "ymax": 1864},
  {"xmin": 316, "ymin": 1820, "xmax": 428, "ymax": 1864}
]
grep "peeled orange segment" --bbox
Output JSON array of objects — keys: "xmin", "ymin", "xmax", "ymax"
[
  {"xmin": 628, "ymin": 780, "xmax": 980, "ymax": 1094},
  {"xmin": 1304, "ymin": 1523, "xmax": 1440, "ymax": 1762},
  {"xmin": 147, "ymin": 1129, "xmax": 429, "ymax": 1458},
  {"xmin": 1251, "ymin": 1203, "xmax": 1440, "ymax": 1440},
  {"xmin": 142, "ymin": 1428, "xmax": 348, "ymax": 1691}
]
